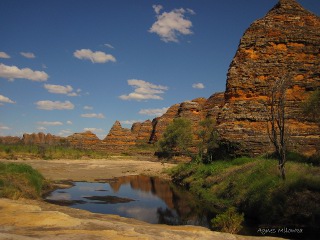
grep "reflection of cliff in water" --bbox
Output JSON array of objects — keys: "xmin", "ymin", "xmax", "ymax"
[{"xmin": 109, "ymin": 175, "xmax": 213, "ymax": 227}]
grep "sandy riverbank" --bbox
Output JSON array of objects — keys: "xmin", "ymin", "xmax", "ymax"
[{"xmin": 0, "ymin": 156, "xmax": 175, "ymax": 182}]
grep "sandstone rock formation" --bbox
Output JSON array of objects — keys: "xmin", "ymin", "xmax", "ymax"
[
  {"xmin": 22, "ymin": 133, "xmax": 62, "ymax": 146},
  {"xmin": 218, "ymin": 0, "xmax": 320, "ymax": 156},
  {"xmin": 103, "ymin": 121, "xmax": 136, "ymax": 152},
  {"xmin": 0, "ymin": 136, "xmax": 21, "ymax": 145},
  {"xmin": 131, "ymin": 120, "xmax": 153, "ymax": 143},
  {"xmin": 67, "ymin": 131, "xmax": 101, "ymax": 150}
]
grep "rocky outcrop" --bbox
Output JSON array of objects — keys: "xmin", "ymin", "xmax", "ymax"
[
  {"xmin": 103, "ymin": 121, "xmax": 136, "ymax": 152},
  {"xmin": 0, "ymin": 136, "xmax": 21, "ymax": 145},
  {"xmin": 131, "ymin": 120, "xmax": 153, "ymax": 143},
  {"xmin": 218, "ymin": 0, "xmax": 320, "ymax": 156},
  {"xmin": 67, "ymin": 131, "xmax": 101, "ymax": 150},
  {"xmin": 22, "ymin": 133, "xmax": 62, "ymax": 145},
  {"xmin": 150, "ymin": 104, "xmax": 180, "ymax": 143}
]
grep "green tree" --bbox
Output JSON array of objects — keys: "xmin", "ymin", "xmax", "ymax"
[
  {"xmin": 197, "ymin": 118, "xmax": 219, "ymax": 163},
  {"xmin": 157, "ymin": 118, "xmax": 193, "ymax": 158},
  {"xmin": 303, "ymin": 89, "xmax": 320, "ymax": 124}
]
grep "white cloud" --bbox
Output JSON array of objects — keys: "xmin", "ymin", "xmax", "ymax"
[
  {"xmin": 152, "ymin": 4, "xmax": 163, "ymax": 15},
  {"xmin": 0, "ymin": 63, "xmax": 48, "ymax": 82},
  {"xmin": 192, "ymin": 83, "xmax": 205, "ymax": 89},
  {"xmin": 0, "ymin": 94, "xmax": 15, "ymax": 104},
  {"xmin": 81, "ymin": 113, "xmax": 105, "ymax": 119},
  {"xmin": 84, "ymin": 105, "xmax": 93, "ymax": 110},
  {"xmin": 20, "ymin": 52, "xmax": 36, "ymax": 59},
  {"xmin": 0, "ymin": 124, "xmax": 10, "ymax": 130},
  {"xmin": 74, "ymin": 49, "xmax": 116, "ymax": 63},
  {"xmin": 58, "ymin": 129, "xmax": 73, "ymax": 137},
  {"xmin": 104, "ymin": 43, "xmax": 115, "ymax": 49},
  {"xmin": 119, "ymin": 79, "xmax": 168, "ymax": 101},
  {"xmin": 83, "ymin": 128, "xmax": 104, "ymax": 133},
  {"xmin": 139, "ymin": 107, "xmax": 169, "ymax": 117},
  {"xmin": 37, "ymin": 126, "xmax": 47, "ymax": 131},
  {"xmin": 37, "ymin": 121, "xmax": 63, "ymax": 126},
  {"xmin": 120, "ymin": 120, "xmax": 140, "ymax": 125},
  {"xmin": 66, "ymin": 120, "xmax": 73, "ymax": 125},
  {"xmin": 44, "ymin": 84, "xmax": 78, "ymax": 96},
  {"xmin": 149, "ymin": 6, "xmax": 195, "ymax": 42},
  {"xmin": 0, "ymin": 52, "xmax": 10, "ymax": 59},
  {"xmin": 35, "ymin": 100, "xmax": 74, "ymax": 110}
]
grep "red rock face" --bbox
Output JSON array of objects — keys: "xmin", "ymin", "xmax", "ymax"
[
  {"xmin": 131, "ymin": 120, "xmax": 153, "ymax": 143},
  {"xmin": 103, "ymin": 121, "xmax": 136, "ymax": 152},
  {"xmin": 67, "ymin": 131, "xmax": 101, "ymax": 150},
  {"xmin": 0, "ymin": 136, "xmax": 21, "ymax": 144},
  {"xmin": 22, "ymin": 133, "xmax": 62, "ymax": 145},
  {"xmin": 219, "ymin": 0, "xmax": 320, "ymax": 156}
]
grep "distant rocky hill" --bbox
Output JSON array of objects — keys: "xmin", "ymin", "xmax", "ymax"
[{"xmin": 1, "ymin": 0, "xmax": 319, "ymax": 157}]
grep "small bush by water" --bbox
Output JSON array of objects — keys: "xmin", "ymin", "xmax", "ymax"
[
  {"xmin": 169, "ymin": 158, "xmax": 320, "ymax": 232},
  {"xmin": 211, "ymin": 207, "xmax": 244, "ymax": 234},
  {"xmin": 0, "ymin": 162, "xmax": 49, "ymax": 199}
]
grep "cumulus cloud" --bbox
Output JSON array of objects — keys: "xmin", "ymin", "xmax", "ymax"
[
  {"xmin": 37, "ymin": 121, "xmax": 63, "ymax": 126},
  {"xmin": 0, "ymin": 63, "xmax": 48, "ymax": 82},
  {"xmin": 35, "ymin": 100, "xmax": 74, "ymax": 110},
  {"xmin": 83, "ymin": 105, "xmax": 93, "ymax": 110},
  {"xmin": 20, "ymin": 52, "xmax": 36, "ymax": 59},
  {"xmin": 66, "ymin": 120, "xmax": 73, "ymax": 125},
  {"xmin": 153, "ymin": 4, "xmax": 163, "ymax": 15},
  {"xmin": 0, "ymin": 52, "xmax": 10, "ymax": 59},
  {"xmin": 0, "ymin": 124, "xmax": 10, "ymax": 130},
  {"xmin": 0, "ymin": 94, "xmax": 15, "ymax": 104},
  {"xmin": 58, "ymin": 129, "xmax": 73, "ymax": 137},
  {"xmin": 139, "ymin": 107, "xmax": 169, "ymax": 116},
  {"xmin": 81, "ymin": 113, "xmax": 105, "ymax": 119},
  {"xmin": 37, "ymin": 126, "xmax": 47, "ymax": 131},
  {"xmin": 119, "ymin": 79, "xmax": 168, "ymax": 101},
  {"xmin": 83, "ymin": 128, "xmax": 104, "ymax": 133},
  {"xmin": 192, "ymin": 83, "xmax": 205, "ymax": 89},
  {"xmin": 120, "ymin": 120, "xmax": 141, "ymax": 125},
  {"xmin": 74, "ymin": 49, "xmax": 116, "ymax": 63},
  {"xmin": 44, "ymin": 84, "xmax": 78, "ymax": 96},
  {"xmin": 149, "ymin": 5, "xmax": 195, "ymax": 42}
]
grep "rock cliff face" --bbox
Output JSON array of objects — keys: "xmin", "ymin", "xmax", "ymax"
[
  {"xmin": 22, "ymin": 133, "xmax": 62, "ymax": 145},
  {"xmin": 131, "ymin": 120, "xmax": 153, "ymax": 143},
  {"xmin": 67, "ymin": 131, "xmax": 102, "ymax": 150},
  {"xmin": 218, "ymin": 0, "xmax": 320, "ymax": 156},
  {"xmin": 103, "ymin": 121, "xmax": 136, "ymax": 152}
]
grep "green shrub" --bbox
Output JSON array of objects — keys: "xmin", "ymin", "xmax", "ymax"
[
  {"xmin": 211, "ymin": 207, "xmax": 244, "ymax": 234},
  {"xmin": 0, "ymin": 162, "xmax": 48, "ymax": 199},
  {"xmin": 170, "ymin": 158, "xmax": 320, "ymax": 230}
]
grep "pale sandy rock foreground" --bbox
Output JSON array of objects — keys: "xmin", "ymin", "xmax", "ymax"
[{"xmin": 0, "ymin": 198, "xmax": 282, "ymax": 240}]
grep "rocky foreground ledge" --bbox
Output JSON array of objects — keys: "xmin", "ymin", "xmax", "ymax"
[{"xmin": 0, "ymin": 198, "xmax": 282, "ymax": 240}]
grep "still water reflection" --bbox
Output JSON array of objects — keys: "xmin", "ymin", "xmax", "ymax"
[{"xmin": 46, "ymin": 175, "xmax": 213, "ymax": 227}]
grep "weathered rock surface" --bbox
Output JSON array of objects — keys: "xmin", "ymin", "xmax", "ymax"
[
  {"xmin": 22, "ymin": 133, "xmax": 63, "ymax": 145},
  {"xmin": 103, "ymin": 121, "xmax": 136, "ymax": 152},
  {"xmin": 131, "ymin": 120, "xmax": 153, "ymax": 143},
  {"xmin": 0, "ymin": 198, "xmax": 282, "ymax": 240},
  {"xmin": 0, "ymin": 136, "xmax": 21, "ymax": 144},
  {"xmin": 218, "ymin": 0, "xmax": 320, "ymax": 156},
  {"xmin": 67, "ymin": 131, "xmax": 102, "ymax": 150}
]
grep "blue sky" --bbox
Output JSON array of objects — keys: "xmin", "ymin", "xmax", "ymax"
[{"xmin": 1, "ymin": 0, "xmax": 319, "ymax": 139}]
